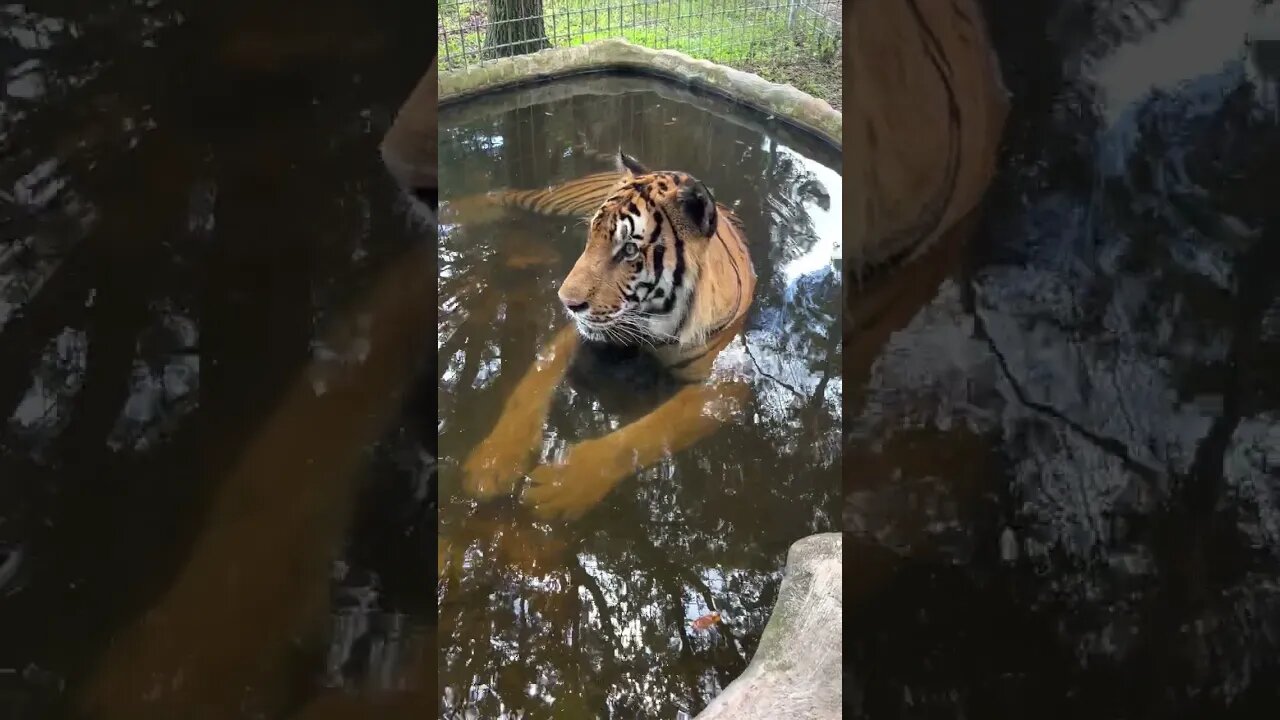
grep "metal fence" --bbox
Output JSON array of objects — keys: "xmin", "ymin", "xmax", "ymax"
[{"xmin": 438, "ymin": 0, "xmax": 842, "ymax": 71}]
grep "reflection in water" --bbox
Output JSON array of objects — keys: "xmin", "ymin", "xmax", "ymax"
[
  {"xmin": 1, "ymin": 1, "xmax": 436, "ymax": 718},
  {"xmin": 438, "ymin": 76, "xmax": 842, "ymax": 717},
  {"xmin": 848, "ymin": 0, "xmax": 1280, "ymax": 716}
]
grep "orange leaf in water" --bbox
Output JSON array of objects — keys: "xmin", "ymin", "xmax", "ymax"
[{"xmin": 690, "ymin": 612, "xmax": 721, "ymax": 631}]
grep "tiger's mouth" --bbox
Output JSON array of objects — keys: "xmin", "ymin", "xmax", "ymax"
[
  {"xmin": 575, "ymin": 325, "xmax": 609, "ymax": 342},
  {"xmin": 570, "ymin": 315, "xmax": 615, "ymax": 343},
  {"xmin": 569, "ymin": 311, "xmax": 652, "ymax": 346}
]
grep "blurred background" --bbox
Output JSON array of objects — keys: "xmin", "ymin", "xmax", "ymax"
[{"xmin": 1, "ymin": 1, "xmax": 436, "ymax": 717}]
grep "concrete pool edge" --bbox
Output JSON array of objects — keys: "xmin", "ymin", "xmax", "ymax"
[{"xmin": 438, "ymin": 38, "xmax": 842, "ymax": 150}]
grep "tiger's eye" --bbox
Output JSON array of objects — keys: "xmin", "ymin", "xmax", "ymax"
[{"xmin": 623, "ymin": 242, "xmax": 638, "ymax": 257}]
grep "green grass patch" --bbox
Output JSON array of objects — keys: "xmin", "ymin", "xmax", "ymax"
[{"xmin": 439, "ymin": 0, "xmax": 840, "ymax": 100}]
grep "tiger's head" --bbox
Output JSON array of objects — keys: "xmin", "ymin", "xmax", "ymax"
[{"xmin": 558, "ymin": 151, "xmax": 719, "ymax": 346}]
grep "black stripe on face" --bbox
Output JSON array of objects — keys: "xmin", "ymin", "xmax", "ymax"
[
  {"xmin": 622, "ymin": 259, "xmax": 644, "ymax": 302},
  {"xmin": 641, "ymin": 215, "xmax": 666, "ymax": 304},
  {"xmin": 635, "ymin": 245, "xmax": 657, "ymax": 300},
  {"xmin": 611, "ymin": 216, "xmax": 636, "ymax": 263},
  {"xmin": 659, "ymin": 223, "xmax": 684, "ymax": 314},
  {"xmin": 671, "ymin": 236, "xmax": 684, "ymax": 290}
]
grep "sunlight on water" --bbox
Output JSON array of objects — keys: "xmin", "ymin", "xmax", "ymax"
[
  {"xmin": 1090, "ymin": 0, "xmax": 1255, "ymax": 124},
  {"xmin": 777, "ymin": 146, "xmax": 842, "ymax": 282}
]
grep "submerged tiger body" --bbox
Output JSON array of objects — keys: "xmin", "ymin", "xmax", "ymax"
[{"xmin": 456, "ymin": 151, "xmax": 756, "ymax": 519}]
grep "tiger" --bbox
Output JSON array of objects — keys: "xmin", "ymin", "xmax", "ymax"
[{"xmin": 451, "ymin": 150, "xmax": 756, "ymax": 519}]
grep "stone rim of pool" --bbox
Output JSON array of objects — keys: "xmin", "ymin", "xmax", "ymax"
[{"xmin": 438, "ymin": 38, "xmax": 842, "ymax": 150}]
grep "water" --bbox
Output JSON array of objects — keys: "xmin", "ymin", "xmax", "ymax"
[
  {"xmin": 847, "ymin": 0, "xmax": 1280, "ymax": 715},
  {"xmin": 437, "ymin": 75, "xmax": 842, "ymax": 717},
  {"xmin": 1, "ymin": 2, "xmax": 437, "ymax": 718}
]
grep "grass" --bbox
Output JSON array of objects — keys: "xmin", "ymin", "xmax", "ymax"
[{"xmin": 438, "ymin": 0, "xmax": 842, "ymax": 107}]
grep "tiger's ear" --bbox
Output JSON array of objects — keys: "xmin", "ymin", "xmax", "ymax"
[
  {"xmin": 677, "ymin": 178, "xmax": 718, "ymax": 237},
  {"xmin": 616, "ymin": 150, "xmax": 648, "ymax": 176}
]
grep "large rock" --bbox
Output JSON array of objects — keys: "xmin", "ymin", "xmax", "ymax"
[{"xmin": 695, "ymin": 533, "xmax": 842, "ymax": 720}]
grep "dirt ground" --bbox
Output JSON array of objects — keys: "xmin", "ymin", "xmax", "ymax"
[
  {"xmin": 741, "ymin": 51, "xmax": 843, "ymax": 110},
  {"xmin": 739, "ymin": 0, "xmax": 843, "ymax": 110}
]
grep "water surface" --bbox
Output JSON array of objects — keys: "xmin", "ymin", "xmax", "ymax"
[
  {"xmin": 846, "ymin": 1, "xmax": 1280, "ymax": 715},
  {"xmin": 1, "ymin": 2, "xmax": 437, "ymax": 717},
  {"xmin": 437, "ymin": 75, "xmax": 843, "ymax": 717}
]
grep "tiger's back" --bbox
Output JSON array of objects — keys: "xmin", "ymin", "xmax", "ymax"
[{"xmin": 453, "ymin": 159, "xmax": 755, "ymax": 384}]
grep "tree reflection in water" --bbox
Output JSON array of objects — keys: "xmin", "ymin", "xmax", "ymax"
[
  {"xmin": 847, "ymin": 0, "xmax": 1280, "ymax": 716},
  {"xmin": 2, "ymin": 1, "xmax": 440, "ymax": 718},
  {"xmin": 437, "ymin": 77, "xmax": 842, "ymax": 718}
]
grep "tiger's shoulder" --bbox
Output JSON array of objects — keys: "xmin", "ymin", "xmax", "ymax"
[{"xmin": 849, "ymin": 0, "xmax": 1008, "ymax": 274}]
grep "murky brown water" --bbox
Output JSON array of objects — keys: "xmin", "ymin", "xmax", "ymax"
[
  {"xmin": 847, "ymin": 0, "xmax": 1280, "ymax": 716},
  {"xmin": 437, "ymin": 75, "xmax": 842, "ymax": 717},
  {"xmin": 2, "ymin": 2, "xmax": 436, "ymax": 718}
]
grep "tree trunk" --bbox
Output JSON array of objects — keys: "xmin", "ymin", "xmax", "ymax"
[{"xmin": 484, "ymin": 0, "xmax": 550, "ymax": 59}]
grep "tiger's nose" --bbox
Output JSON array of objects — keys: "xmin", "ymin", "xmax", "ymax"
[{"xmin": 558, "ymin": 289, "xmax": 589, "ymax": 314}]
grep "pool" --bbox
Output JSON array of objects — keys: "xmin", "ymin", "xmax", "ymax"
[{"xmin": 437, "ymin": 73, "xmax": 842, "ymax": 717}]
